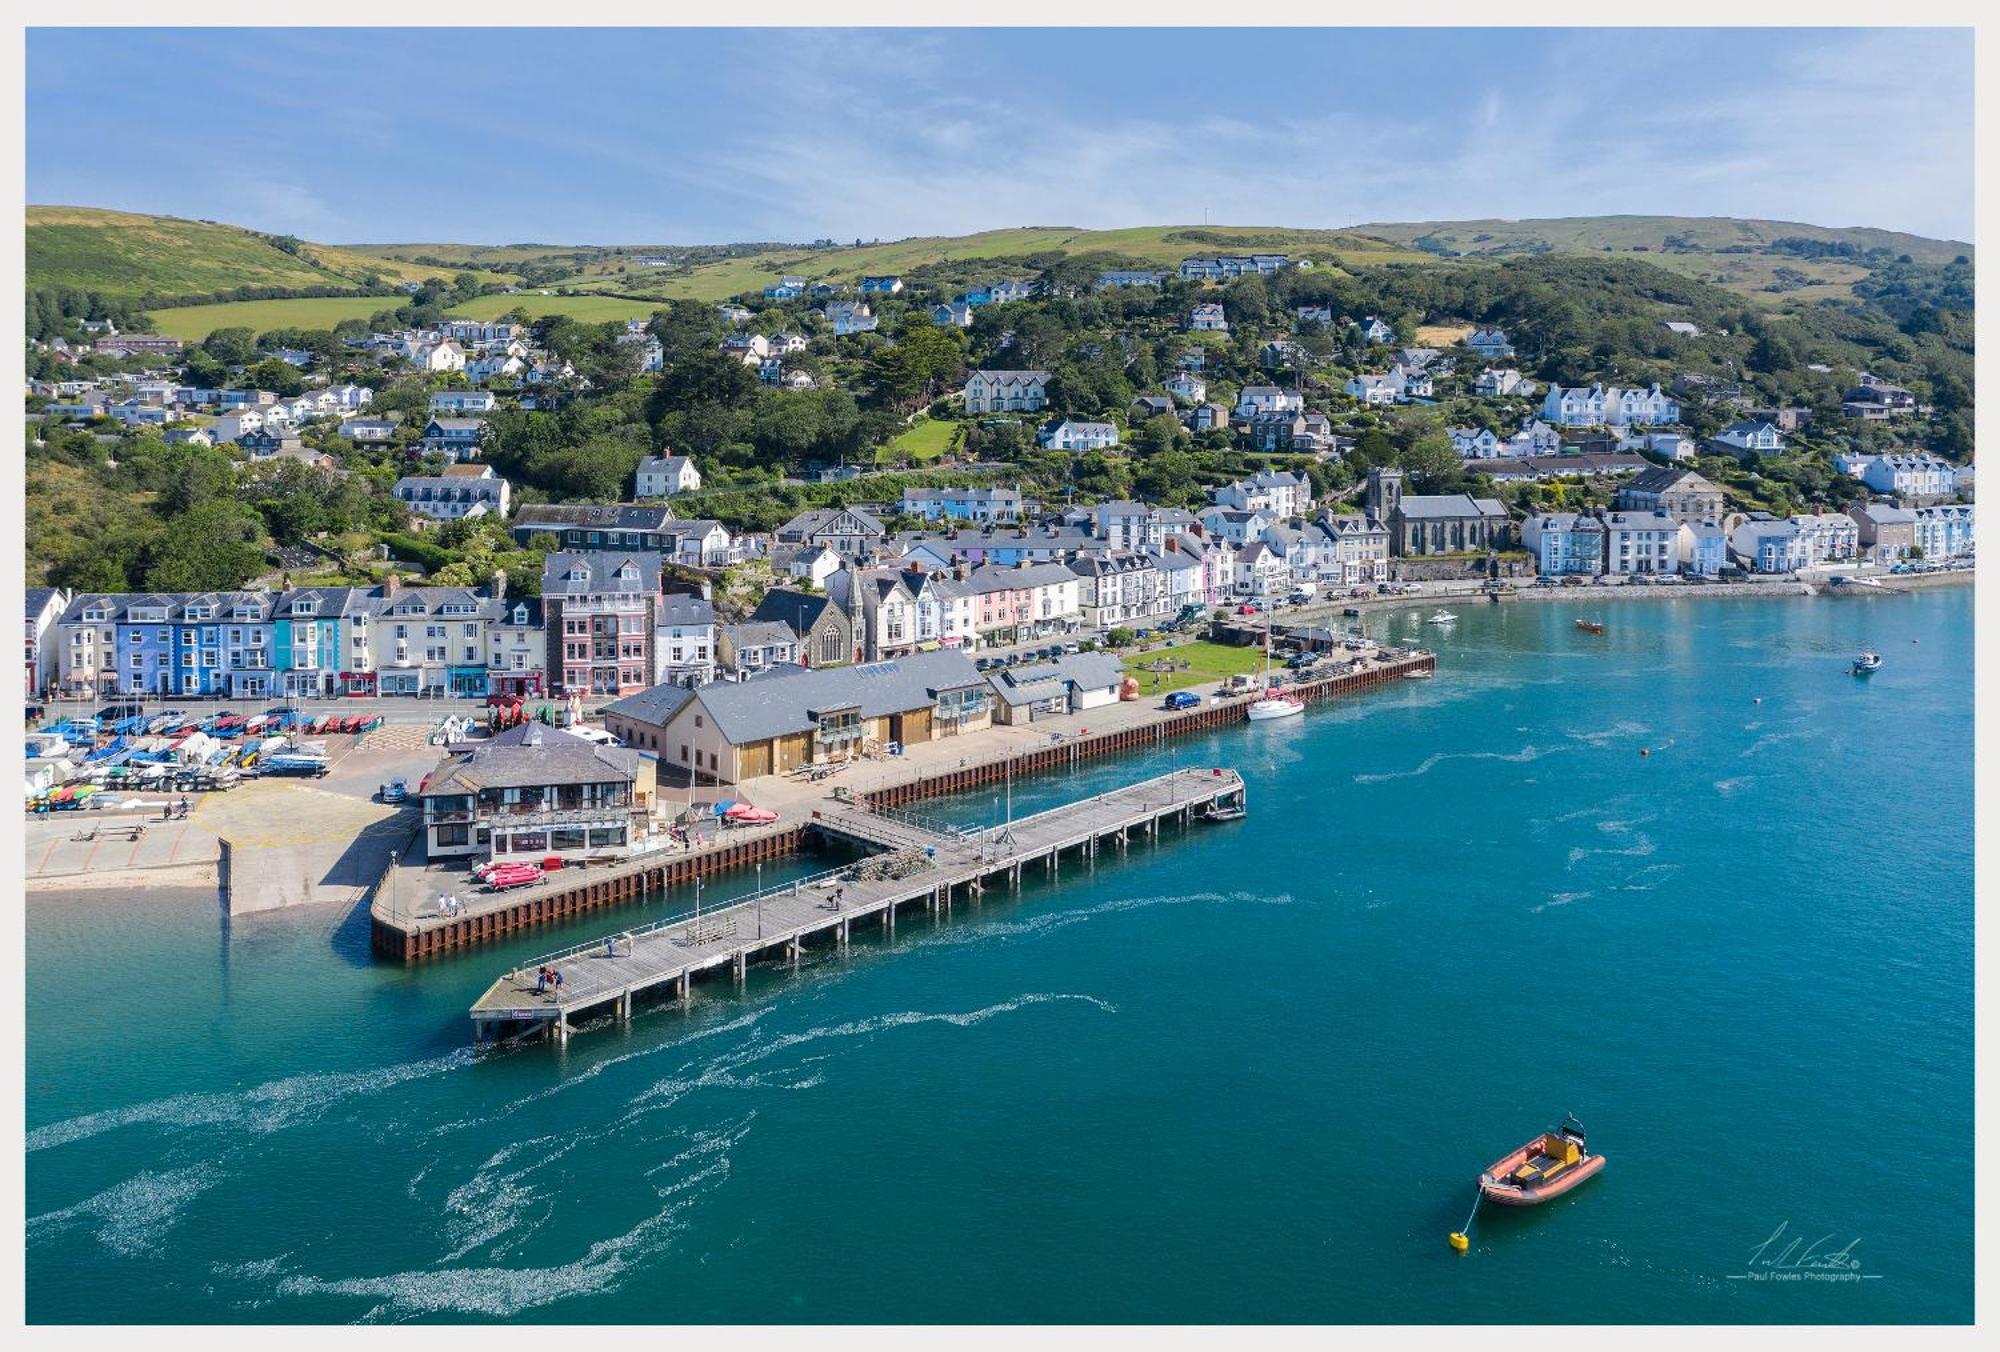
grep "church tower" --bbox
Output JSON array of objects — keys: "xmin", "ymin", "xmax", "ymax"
[{"xmin": 1366, "ymin": 465, "xmax": 1404, "ymax": 522}]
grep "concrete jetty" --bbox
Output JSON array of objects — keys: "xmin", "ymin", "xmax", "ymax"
[{"xmin": 467, "ymin": 765, "xmax": 1247, "ymax": 1043}]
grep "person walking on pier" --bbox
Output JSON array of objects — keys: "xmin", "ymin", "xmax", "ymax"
[
  {"xmin": 535, "ymin": 965, "xmax": 548, "ymax": 995},
  {"xmin": 553, "ymin": 969, "xmax": 565, "ymax": 996}
]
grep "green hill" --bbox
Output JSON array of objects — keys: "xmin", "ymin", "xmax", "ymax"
[
  {"xmin": 26, "ymin": 205, "xmax": 518, "ymax": 299},
  {"xmin": 1357, "ymin": 214, "xmax": 1970, "ymax": 265},
  {"xmin": 30, "ymin": 207, "xmax": 1972, "ymax": 325}
]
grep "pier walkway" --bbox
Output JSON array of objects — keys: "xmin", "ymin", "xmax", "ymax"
[{"xmin": 468, "ymin": 765, "xmax": 1246, "ymax": 1042}]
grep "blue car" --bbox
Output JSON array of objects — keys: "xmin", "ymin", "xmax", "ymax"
[{"xmin": 1163, "ymin": 691, "xmax": 1201, "ymax": 711}]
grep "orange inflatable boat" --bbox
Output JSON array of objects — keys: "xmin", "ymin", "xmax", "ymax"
[{"xmin": 1477, "ymin": 1114, "xmax": 1606, "ymax": 1206}]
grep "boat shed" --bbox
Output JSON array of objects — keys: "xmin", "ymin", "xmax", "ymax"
[{"xmin": 601, "ymin": 649, "xmax": 994, "ymax": 785}]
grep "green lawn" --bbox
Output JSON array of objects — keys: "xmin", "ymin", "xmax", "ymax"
[
  {"xmin": 145, "ymin": 296, "xmax": 404, "ymax": 339},
  {"xmin": 1121, "ymin": 639, "xmax": 1266, "ymax": 696},
  {"xmin": 880, "ymin": 416, "xmax": 959, "ymax": 464}
]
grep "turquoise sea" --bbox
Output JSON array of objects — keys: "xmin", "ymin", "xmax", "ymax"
[{"xmin": 26, "ymin": 589, "xmax": 1974, "ymax": 1323}]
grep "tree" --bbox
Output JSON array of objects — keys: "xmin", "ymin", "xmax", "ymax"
[
  {"xmin": 202, "ymin": 327, "xmax": 258, "ymax": 365},
  {"xmin": 1399, "ymin": 430, "xmax": 1461, "ymax": 491},
  {"xmin": 140, "ymin": 501, "xmax": 268, "ymax": 591},
  {"xmin": 249, "ymin": 357, "xmax": 306, "ymax": 397}
]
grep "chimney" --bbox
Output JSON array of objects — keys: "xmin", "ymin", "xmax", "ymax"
[
  {"xmin": 490, "ymin": 567, "xmax": 508, "ymax": 599},
  {"xmin": 381, "ymin": 574, "xmax": 400, "ymax": 596}
]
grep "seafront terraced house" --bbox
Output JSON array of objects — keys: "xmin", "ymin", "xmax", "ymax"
[
  {"xmin": 541, "ymin": 552, "xmax": 665, "ymax": 698},
  {"xmin": 366, "ymin": 583, "xmax": 503, "ymax": 697},
  {"xmin": 1913, "ymin": 503, "xmax": 1976, "ymax": 560}
]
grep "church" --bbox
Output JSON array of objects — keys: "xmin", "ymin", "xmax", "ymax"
[{"xmin": 1367, "ymin": 467, "xmax": 1511, "ymax": 557}]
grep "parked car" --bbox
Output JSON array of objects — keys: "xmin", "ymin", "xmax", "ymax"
[
  {"xmin": 1237, "ymin": 603, "xmax": 1260, "ymax": 615},
  {"xmin": 379, "ymin": 777, "xmax": 409, "ymax": 804},
  {"xmin": 1163, "ymin": 691, "xmax": 1201, "ymax": 711},
  {"xmin": 1286, "ymin": 592, "xmax": 1313, "ymax": 606},
  {"xmin": 95, "ymin": 703, "xmax": 146, "ymax": 723},
  {"xmin": 1062, "ymin": 642, "xmax": 1081, "ymax": 655}
]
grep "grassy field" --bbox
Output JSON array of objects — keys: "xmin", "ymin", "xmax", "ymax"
[
  {"xmin": 1121, "ymin": 639, "xmax": 1265, "ymax": 696},
  {"xmin": 881, "ymin": 416, "xmax": 959, "ymax": 463},
  {"xmin": 1356, "ymin": 214, "xmax": 1970, "ymax": 265},
  {"xmin": 595, "ymin": 225, "xmax": 1433, "ymax": 303},
  {"xmin": 27, "ymin": 205, "xmax": 517, "ymax": 298},
  {"xmin": 145, "ymin": 296, "xmax": 406, "ymax": 339},
  {"xmin": 443, "ymin": 293, "xmax": 669, "ymax": 323}
]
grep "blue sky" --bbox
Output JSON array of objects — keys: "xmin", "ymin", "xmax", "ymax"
[{"xmin": 26, "ymin": 27, "xmax": 1973, "ymax": 245}]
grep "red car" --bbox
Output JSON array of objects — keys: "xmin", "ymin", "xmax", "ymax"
[{"xmin": 1237, "ymin": 603, "xmax": 1260, "ymax": 615}]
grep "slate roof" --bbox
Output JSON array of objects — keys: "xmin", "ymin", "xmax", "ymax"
[
  {"xmin": 513, "ymin": 504, "xmax": 676, "ymax": 532},
  {"xmin": 602, "ymin": 682, "xmax": 699, "ymax": 728},
  {"xmin": 422, "ymin": 723, "xmax": 639, "ymax": 795},
  {"xmin": 689, "ymin": 650, "xmax": 985, "ymax": 744},
  {"xmin": 1396, "ymin": 494, "xmax": 1508, "ymax": 520}
]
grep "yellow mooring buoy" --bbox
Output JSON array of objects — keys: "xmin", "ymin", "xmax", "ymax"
[{"xmin": 1450, "ymin": 1190, "xmax": 1480, "ymax": 1252}]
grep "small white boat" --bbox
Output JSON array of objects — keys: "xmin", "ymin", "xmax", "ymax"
[
  {"xmin": 1850, "ymin": 651, "xmax": 1883, "ymax": 675},
  {"xmin": 1426, "ymin": 610, "xmax": 1457, "ymax": 625},
  {"xmin": 1404, "ymin": 669, "xmax": 1434, "ymax": 679},
  {"xmin": 1246, "ymin": 691, "xmax": 1304, "ymax": 722}
]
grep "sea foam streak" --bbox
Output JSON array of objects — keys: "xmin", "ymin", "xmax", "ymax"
[{"xmin": 27, "ymin": 1049, "xmax": 474, "ymax": 1153}]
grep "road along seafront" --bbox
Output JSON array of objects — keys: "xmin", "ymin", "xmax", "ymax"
[{"xmin": 367, "ymin": 646, "xmax": 1435, "ymax": 960}]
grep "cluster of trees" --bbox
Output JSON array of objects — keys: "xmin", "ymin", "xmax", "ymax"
[
  {"xmin": 26, "ymin": 287, "xmax": 152, "ymax": 340},
  {"xmin": 27, "ymin": 427, "xmax": 399, "ymax": 592}
]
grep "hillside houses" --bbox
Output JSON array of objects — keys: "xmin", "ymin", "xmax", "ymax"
[
  {"xmin": 963, "ymin": 369, "xmax": 1050, "ymax": 414},
  {"xmin": 1540, "ymin": 382, "xmax": 1681, "ymax": 428}
]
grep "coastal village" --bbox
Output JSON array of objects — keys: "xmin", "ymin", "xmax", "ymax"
[{"xmin": 26, "ymin": 245, "xmax": 1975, "ymax": 935}]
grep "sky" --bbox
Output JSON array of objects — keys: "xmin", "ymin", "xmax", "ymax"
[{"xmin": 25, "ymin": 27, "xmax": 1974, "ymax": 246}]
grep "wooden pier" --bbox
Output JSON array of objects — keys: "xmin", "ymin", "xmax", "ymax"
[
  {"xmin": 381, "ymin": 649, "xmax": 1431, "ymax": 963},
  {"xmin": 467, "ymin": 766, "xmax": 1247, "ymax": 1043}
]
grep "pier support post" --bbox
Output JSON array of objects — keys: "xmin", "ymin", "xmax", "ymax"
[
  {"xmin": 554, "ymin": 1012, "xmax": 570, "ymax": 1045},
  {"xmin": 677, "ymin": 971, "xmax": 690, "ymax": 1004},
  {"xmin": 838, "ymin": 918, "xmax": 850, "ymax": 949},
  {"xmin": 788, "ymin": 936, "xmax": 802, "ymax": 966},
  {"xmin": 734, "ymin": 952, "xmax": 746, "ymax": 985},
  {"xmin": 619, "ymin": 991, "xmax": 632, "ymax": 1023}
]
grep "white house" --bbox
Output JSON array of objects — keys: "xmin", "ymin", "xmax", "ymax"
[
  {"xmin": 1236, "ymin": 385, "xmax": 1305, "ymax": 418},
  {"xmin": 1475, "ymin": 368, "xmax": 1531, "ymax": 398},
  {"xmin": 1465, "ymin": 325, "xmax": 1514, "ymax": 358},
  {"xmin": 1862, "ymin": 452, "xmax": 1957, "ymax": 500},
  {"xmin": 1038, "ymin": 419, "xmax": 1118, "ymax": 452},
  {"xmin": 963, "ymin": 369, "xmax": 1051, "ymax": 414},
  {"xmin": 823, "ymin": 301, "xmax": 879, "ymax": 336},
  {"xmin": 1451, "ymin": 426, "xmax": 1502, "ymax": 459},
  {"xmin": 1601, "ymin": 510, "xmax": 1683, "ymax": 577},
  {"xmin": 1712, "ymin": 419, "xmax": 1785, "ymax": 455},
  {"xmin": 1913, "ymin": 503, "xmax": 1975, "ymax": 559},
  {"xmin": 932, "ymin": 302, "xmax": 975, "ymax": 329},
  {"xmin": 1345, "ymin": 374, "xmax": 1399, "ymax": 406},
  {"xmin": 1541, "ymin": 383, "xmax": 1681, "ymax": 428},
  {"xmin": 636, "ymin": 454, "xmax": 701, "ymax": 497},
  {"xmin": 1731, "ymin": 519, "xmax": 1809, "ymax": 574},
  {"xmin": 1188, "ymin": 302, "xmax": 1229, "ymax": 332},
  {"xmin": 394, "ymin": 466, "xmax": 512, "ymax": 522},
  {"xmin": 1164, "ymin": 370, "xmax": 1207, "ymax": 403}
]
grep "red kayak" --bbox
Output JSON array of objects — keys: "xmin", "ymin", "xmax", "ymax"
[{"xmin": 1477, "ymin": 1115, "xmax": 1606, "ymax": 1206}]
